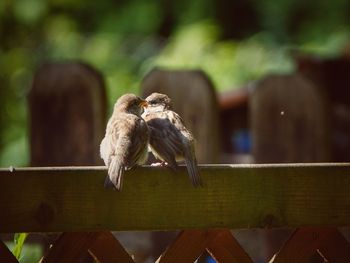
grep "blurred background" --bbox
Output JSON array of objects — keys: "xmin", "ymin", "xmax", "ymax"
[
  {"xmin": 1, "ymin": 0, "xmax": 350, "ymax": 166},
  {"xmin": 1, "ymin": 0, "xmax": 350, "ymax": 262}
]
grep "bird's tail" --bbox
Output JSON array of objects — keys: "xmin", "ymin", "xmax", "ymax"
[
  {"xmin": 184, "ymin": 146, "xmax": 202, "ymax": 187},
  {"xmin": 105, "ymin": 157, "xmax": 125, "ymax": 191}
]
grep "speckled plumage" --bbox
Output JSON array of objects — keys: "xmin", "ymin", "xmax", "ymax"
[
  {"xmin": 100, "ymin": 93, "xmax": 149, "ymax": 190},
  {"xmin": 142, "ymin": 93, "xmax": 202, "ymax": 187}
]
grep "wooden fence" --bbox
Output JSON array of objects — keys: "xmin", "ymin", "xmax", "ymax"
[{"xmin": 1, "ymin": 163, "xmax": 350, "ymax": 262}]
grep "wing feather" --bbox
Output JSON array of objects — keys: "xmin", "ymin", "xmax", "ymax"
[{"xmin": 146, "ymin": 114, "xmax": 183, "ymax": 169}]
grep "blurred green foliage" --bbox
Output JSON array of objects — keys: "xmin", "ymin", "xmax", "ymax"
[
  {"xmin": 147, "ymin": 22, "xmax": 294, "ymax": 88},
  {"xmin": 6, "ymin": 240, "xmax": 42, "ymax": 263},
  {"xmin": 0, "ymin": 0, "xmax": 349, "ymax": 166},
  {"xmin": 13, "ymin": 233, "xmax": 28, "ymax": 260}
]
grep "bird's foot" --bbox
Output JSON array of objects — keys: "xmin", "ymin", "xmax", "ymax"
[{"xmin": 151, "ymin": 162, "xmax": 168, "ymax": 167}]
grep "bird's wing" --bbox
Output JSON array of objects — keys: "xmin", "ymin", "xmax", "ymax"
[
  {"xmin": 165, "ymin": 111, "xmax": 202, "ymax": 187},
  {"xmin": 102, "ymin": 117, "xmax": 124, "ymax": 190},
  {"xmin": 100, "ymin": 137, "xmax": 110, "ymax": 166},
  {"xmin": 104, "ymin": 115, "xmax": 148, "ymax": 190},
  {"xmin": 146, "ymin": 111, "xmax": 185, "ymax": 169},
  {"xmin": 125, "ymin": 117, "xmax": 149, "ymax": 168},
  {"xmin": 100, "ymin": 116, "xmax": 121, "ymax": 166},
  {"xmin": 183, "ymin": 139, "xmax": 202, "ymax": 187}
]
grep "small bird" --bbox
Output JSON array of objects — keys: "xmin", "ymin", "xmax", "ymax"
[
  {"xmin": 100, "ymin": 93, "xmax": 149, "ymax": 191},
  {"xmin": 142, "ymin": 92, "xmax": 202, "ymax": 187}
]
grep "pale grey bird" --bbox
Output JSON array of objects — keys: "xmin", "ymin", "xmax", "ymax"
[
  {"xmin": 100, "ymin": 93, "xmax": 149, "ymax": 191},
  {"xmin": 142, "ymin": 92, "xmax": 202, "ymax": 187}
]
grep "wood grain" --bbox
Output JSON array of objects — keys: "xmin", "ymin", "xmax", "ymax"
[
  {"xmin": 88, "ymin": 231, "xmax": 135, "ymax": 263},
  {"xmin": 0, "ymin": 163, "xmax": 350, "ymax": 233},
  {"xmin": 317, "ymin": 228, "xmax": 350, "ymax": 263},
  {"xmin": 156, "ymin": 230, "xmax": 215, "ymax": 263},
  {"xmin": 206, "ymin": 230, "xmax": 253, "ymax": 263},
  {"xmin": 270, "ymin": 227, "xmax": 349, "ymax": 263},
  {"xmin": 40, "ymin": 232, "xmax": 97, "ymax": 263}
]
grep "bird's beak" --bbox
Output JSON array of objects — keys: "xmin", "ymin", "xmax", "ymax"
[{"xmin": 139, "ymin": 100, "xmax": 149, "ymax": 108}]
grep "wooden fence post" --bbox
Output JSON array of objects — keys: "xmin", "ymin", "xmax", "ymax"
[
  {"xmin": 141, "ymin": 68, "xmax": 221, "ymax": 261},
  {"xmin": 29, "ymin": 62, "xmax": 107, "ymax": 166},
  {"xmin": 28, "ymin": 62, "xmax": 107, "ymax": 260},
  {"xmin": 141, "ymin": 68, "xmax": 220, "ymax": 164},
  {"xmin": 250, "ymin": 74, "xmax": 331, "ymax": 163},
  {"xmin": 250, "ymin": 73, "xmax": 332, "ymax": 262}
]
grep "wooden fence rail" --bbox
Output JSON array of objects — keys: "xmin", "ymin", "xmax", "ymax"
[{"xmin": 0, "ymin": 163, "xmax": 350, "ymax": 262}]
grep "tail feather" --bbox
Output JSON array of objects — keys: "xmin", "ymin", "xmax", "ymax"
[
  {"xmin": 104, "ymin": 176, "xmax": 114, "ymax": 188},
  {"xmin": 185, "ymin": 157, "xmax": 202, "ymax": 187},
  {"xmin": 105, "ymin": 157, "xmax": 125, "ymax": 191}
]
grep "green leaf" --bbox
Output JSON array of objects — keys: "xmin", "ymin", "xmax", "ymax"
[{"xmin": 13, "ymin": 233, "xmax": 28, "ymax": 260}]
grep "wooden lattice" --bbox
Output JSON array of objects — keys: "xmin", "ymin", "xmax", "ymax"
[{"xmin": 2, "ymin": 228, "xmax": 350, "ymax": 262}]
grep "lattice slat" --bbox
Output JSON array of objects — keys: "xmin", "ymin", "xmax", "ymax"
[
  {"xmin": 0, "ymin": 240, "xmax": 18, "ymax": 263},
  {"xmin": 206, "ymin": 230, "xmax": 253, "ymax": 263},
  {"xmin": 88, "ymin": 231, "xmax": 135, "ymax": 263},
  {"xmin": 40, "ymin": 232, "xmax": 98, "ymax": 263},
  {"xmin": 156, "ymin": 230, "xmax": 215, "ymax": 263},
  {"xmin": 270, "ymin": 227, "xmax": 350, "ymax": 263},
  {"xmin": 317, "ymin": 228, "xmax": 350, "ymax": 263},
  {"xmin": 156, "ymin": 230, "xmax": 253, "ymax": 263}
]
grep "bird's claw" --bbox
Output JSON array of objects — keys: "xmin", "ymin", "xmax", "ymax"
[{"xmin": 151, "ymin": 162, "xmax": 168, "ymax": 167}]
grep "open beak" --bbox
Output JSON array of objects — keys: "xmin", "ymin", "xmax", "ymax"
[{"xmin": 139, "ymin": 100, "xmax": 149, "ymax": 108}]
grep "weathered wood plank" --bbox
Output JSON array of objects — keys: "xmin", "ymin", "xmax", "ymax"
[
  {"xmin": 0, "ymin": 240, "xmax": 18, "ymax": 263},
  {"xmin": 88, "ymin": 232, "xmax": 135, "ymax": 263},
  {"xmin": 0, "ymin": 163, "xmax": 350, "ymax": 233},
  {"xmin": 206, "ymin": 230, "xmax": 253, "ymax": 263}
]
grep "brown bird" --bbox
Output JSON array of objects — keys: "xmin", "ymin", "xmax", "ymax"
[
  {"xmin": 142, "ymin": 92, "xmax": 202, "ymax": 187},
  {"xmin": 100, "ymin": 93, "xmax": 149, "ymax": 190}
]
